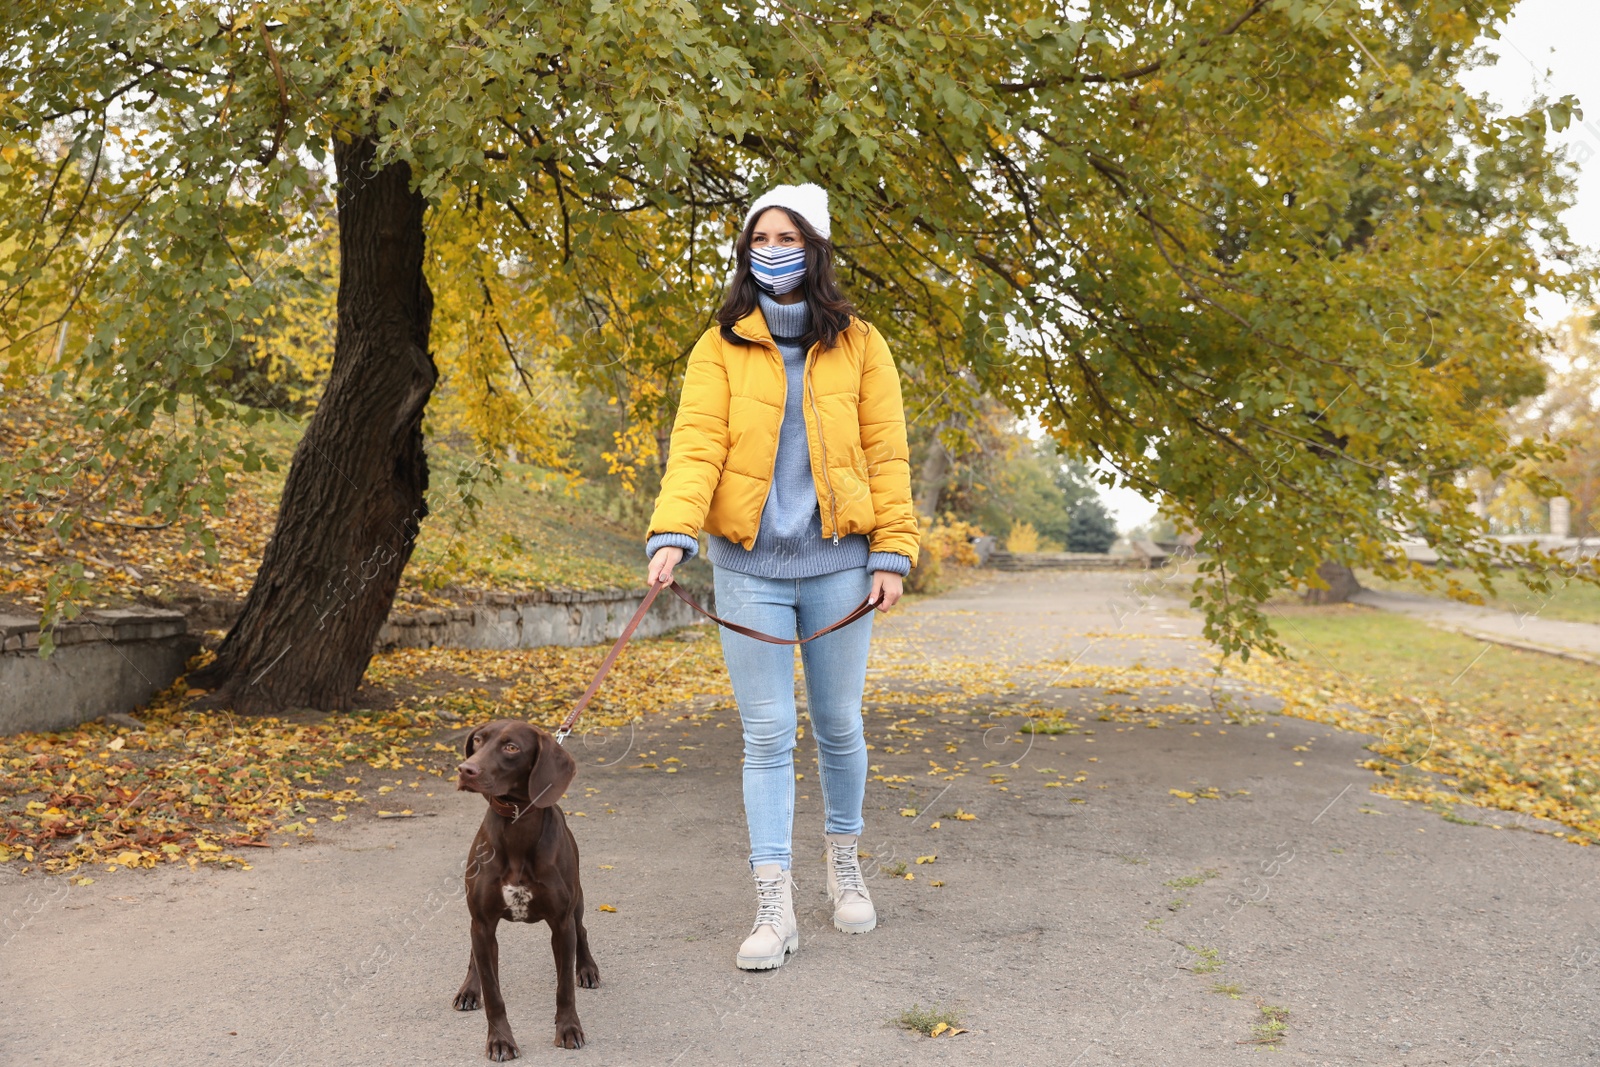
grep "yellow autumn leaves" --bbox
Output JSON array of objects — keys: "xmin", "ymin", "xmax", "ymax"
[
  {"xmin": 0, "ymin": 393, "xmax": 667, "ymax": 618},
  {"xmin": 1226, "ymin": 648, "xmax": 1600, "ymax": 845},
  {"xmin": 0, "ymin": 632, "xmax": 736, "ymax": 873}
]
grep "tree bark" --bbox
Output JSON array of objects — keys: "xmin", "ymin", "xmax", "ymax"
[
  {"xmin": 193, "ymin": 135, "xmax": 436, "ymax": 713},
  {"xmin": 914, "ymin": 429, "xmax": 954, "ymax": 522},
  {"xmin": 1302, "ymin": 559, "xmax": 1362, "ymax": 605}
]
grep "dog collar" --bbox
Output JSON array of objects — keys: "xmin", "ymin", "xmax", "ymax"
[{"xmin": 487, "ymin": 795, "xmax": 525, "ymax": 820}]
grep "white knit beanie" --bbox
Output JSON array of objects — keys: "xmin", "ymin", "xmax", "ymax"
[{"xmin": 743, "ymin": 182, "xmax": 831, "ymax": 241}]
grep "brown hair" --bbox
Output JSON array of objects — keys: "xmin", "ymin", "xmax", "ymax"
[{"xmin": 715, "ymin": 205, "xmax": 859, "ymax": 351}]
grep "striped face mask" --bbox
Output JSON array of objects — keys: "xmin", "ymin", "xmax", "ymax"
[{"xmin": 749, "ymin": 244, "xmax": 807, "ymax": 296}]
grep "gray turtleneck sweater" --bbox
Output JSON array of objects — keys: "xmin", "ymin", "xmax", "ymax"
[{"xmin": 645, "ymin": 292, "xmax": 912, "ymax": 579}]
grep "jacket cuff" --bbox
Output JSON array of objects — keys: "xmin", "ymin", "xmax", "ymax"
[
  {"xmin": 646, "ymin": 531, "xmax": 700, "ymax": 563},
  {"xmin": 867, "ymin": 550, "xmax": 911, "ymax": 577}
]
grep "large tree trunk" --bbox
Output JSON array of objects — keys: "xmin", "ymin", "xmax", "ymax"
[
  {"xmin": 1303, "ymin": 559, "xmax": 1362, "ymax": 605},
  {"xmin": 914, "ymin": 429, "xmax": 954, "ymax": 522},
  {"xmin": 193, "ymin": 136, "xmax": 436, "ymax": 713}
]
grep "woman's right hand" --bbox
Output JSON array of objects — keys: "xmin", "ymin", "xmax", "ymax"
[{"xmin": 648, "ymin": 545, "xmax": 685, "ymax": 587}]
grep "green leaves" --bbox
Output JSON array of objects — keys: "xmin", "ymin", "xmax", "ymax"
[
  {"xmin": 2, "ymin": 0, "xmax": 1589, "ymax": 655},
  {"xmin": 1546, "ymin": 94, "xmax": 1581, "ymax": 133}
]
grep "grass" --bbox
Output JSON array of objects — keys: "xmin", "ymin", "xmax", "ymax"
[
  {"xmin": 1145, "ymin": 559, "xmax": 1600, "ymax": 625},
  {"xmin": 1242, "ymin": 1004, "xmax": 1290, "ymax": 1046},
  {"xmin": 1185, "ymin": 945, "xmax": 1224, "ymax": 974},
  {"xmin": 1162, "ymin": 870, "xmax": 1218, "ymax": 912},
  {"xmin": 1163, "ymin": 869, "xmax": 1219, "ymax": 890},
  {"xmin": 1210, "ymin": 982, "xmax": 1245, "ymax": 999},
  {"xmin": 246, "ymin": 414, "xmax": 666, "ymax": 596},
  {"xmin": 895, "ymin": 1004, "xmax": 966, "ymax": 1038},
  {"xmin": 1356, "ymin": 568, "xmax": 1600, "ymax": 626},
  {"xmin": 1020, "ymin": 718, "xmax": 1078, "ymax": 735},
  {"xmin": 1, "ymin": 393, "xmax": 676, "ymax": 616},
  {"xmin": 1269, "ymin": 606, "xmax": 1600, "ymax": 740},
  {"xmin": 1234, "ymin": 604, "xmax": 1600, "ymax": 842},
  {"xmin": 403, "ymin": 458, "xmax": 668, "ymax": 595}
]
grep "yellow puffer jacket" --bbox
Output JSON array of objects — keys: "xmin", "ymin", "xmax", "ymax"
[{"xmin": 646, "ymin": 307, "xmax": 921, "ymax": 567}]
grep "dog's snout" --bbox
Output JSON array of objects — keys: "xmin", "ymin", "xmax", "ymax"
[{"xmin": 457, "ymin": 762, "xmax": 479, "ymax": 778}]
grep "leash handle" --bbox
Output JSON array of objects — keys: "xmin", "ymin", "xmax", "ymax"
[{"xmin": 552, "ymin": 577, "xmax": 877, "ymax": 744}]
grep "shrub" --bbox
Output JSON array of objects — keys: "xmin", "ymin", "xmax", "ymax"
[
  {"xmin": 924, "ymin": 517, "xmax": 985, "ymax": 567},
  {"xmin": 906, "ymin": 516, "xmax": 986, "ymax": 595},
  {"xmin": 906, "ymin": 542, "xmax": 943, "ymax": 594},
  {"xmin": 1006, "ymin": 520, "xmax": 1040, "ymax": 553}
]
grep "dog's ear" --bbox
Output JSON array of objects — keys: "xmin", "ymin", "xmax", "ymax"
[
  {"xmin": 527, "ymin": 728, "xmax": 577, "ymax": 809},
  {"xmin": 464, "ymin": 728, "xmax": 480, "ymax": 758}
]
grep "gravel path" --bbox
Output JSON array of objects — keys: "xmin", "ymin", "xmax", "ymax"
[{"xmin": 2, "ymin": 571, "xmax": 1596, "ymax": 1065}]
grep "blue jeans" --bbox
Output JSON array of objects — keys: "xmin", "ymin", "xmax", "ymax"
[{"xmin": 712, "ymin": 564, "xmax": 875, "ymax": 871}]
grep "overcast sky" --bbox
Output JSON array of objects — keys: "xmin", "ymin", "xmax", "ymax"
[{"xmin": 1090, "ymin": 0, "xmax": 1600, "ymax": 533}]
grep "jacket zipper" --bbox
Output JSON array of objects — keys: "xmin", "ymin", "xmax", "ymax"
[
  {"xmin": 751, "ymin": 330, "xmax": 784, "ymax": 549},
  {"xmin": 736, "ymin": 321, "xmax": 840, "ymax": 546},
  {"xmin": 805, "ymin": 346, "xmax": 840, "ymax": 544}
]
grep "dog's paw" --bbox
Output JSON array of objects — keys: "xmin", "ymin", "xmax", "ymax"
[
  {"xmin": 576, "ymin": 961, "xmax": 600, "ymax": 989},
  {"xmin": 485, "ymin": 1031, "xmax": 520, "ymax": 1061},
  {"xmin": 554, "ymin": 1018, "xmax": 586, "ymax": 1050},
  {"xmin": 454, "ymin": 987, "xmax": 482, "ymax": 1011}
]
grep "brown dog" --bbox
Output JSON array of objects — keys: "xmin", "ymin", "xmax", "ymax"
[{"xmin": 453, "ymin": 719, "xmax": 599, "ymax": 1058}]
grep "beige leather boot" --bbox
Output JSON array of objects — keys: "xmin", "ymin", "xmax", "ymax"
[
  {"xmin": 735, "ymin": 863, "xmax": 798, "ymax": 970},
  {"xmin": 824, "ymin": 833, "xmax": 877, "ymax": 933}
]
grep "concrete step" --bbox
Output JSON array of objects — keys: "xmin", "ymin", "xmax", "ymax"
[{"xmin": 986, "ymin": 550, "xmax": 1147, "ymax": 571}]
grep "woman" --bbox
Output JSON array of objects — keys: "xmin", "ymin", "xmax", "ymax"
[{"xmin": 643, "ymin": 182, "xmax": 920, "ymax": 971}]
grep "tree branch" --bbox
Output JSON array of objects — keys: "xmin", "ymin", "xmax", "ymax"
[{"xmin": 995, "ymin": 0, "xmax": 1270, "ymax": 93}]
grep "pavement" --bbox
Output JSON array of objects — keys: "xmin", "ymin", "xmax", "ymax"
[
  {"xmin": 2, "ymin": 571, "xmax": 1598, "ymax": 1066},
  {"xmin": 1351, "ymin": 586, "xmax": 1600, "ymax": 665}
]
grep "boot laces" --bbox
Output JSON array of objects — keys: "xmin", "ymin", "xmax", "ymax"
[
  {"xmin": 752, "ymin": 873, "xmax": 788, "ymax": 930},
  {"xmin": 829, "ymin": 840, "xmax": 867, "ymax": 894}
]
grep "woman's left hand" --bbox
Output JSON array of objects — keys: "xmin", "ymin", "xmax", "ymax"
[{"xmin": 869, "ymin": 570, "xmax": 903, "ymax": 612}]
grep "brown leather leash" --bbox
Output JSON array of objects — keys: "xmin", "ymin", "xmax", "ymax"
[{"xmin": 552, "ymin": 577, "xmax": 877, "ymax": 746}]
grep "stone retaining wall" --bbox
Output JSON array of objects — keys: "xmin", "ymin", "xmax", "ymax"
[
  {"xmin": 2, "ymin": 583, "xmax": 714, "ymax": 736},
  {"xmin": 0, "ymin": 609, "xmax": 201, "ymax": 735},
  {"xmin": 375, "ymin": 584, "xmax": 714, "ymax": 651}
]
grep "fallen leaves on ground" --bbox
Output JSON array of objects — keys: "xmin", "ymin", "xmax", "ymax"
[
  {"xmin": 0, "ymin": 395, "xmax": 281, "ymax": 614},
  {"xmin": 365, "ymin": 639, "xmax": 731, "ymax": 736},
  {"xmin": 1030, "ymin": 626, "xmax": 1600, "ymax": 844},
  {"xmin": 0, "ymin": 633, "xmax": 732, "ymax": 874},
  {"xmin": 9, "ymin": 580, "xmax": 1597, "ymax": 883},
  {"xmin": 0, "ymin": 672, "xmax": 446, "ymax": 874},
  {"xmin": 0, "ymin": 393, "xmax": 670, "ymax": 619},
  {"xmin": 1225, "ymin": 651, "xmax": 1600, "ymax": 845}
]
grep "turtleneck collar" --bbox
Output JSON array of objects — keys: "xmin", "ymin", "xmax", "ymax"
[{"xmin": 757, "ymin": 290, "xmax": 811, "ymax": 343}]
